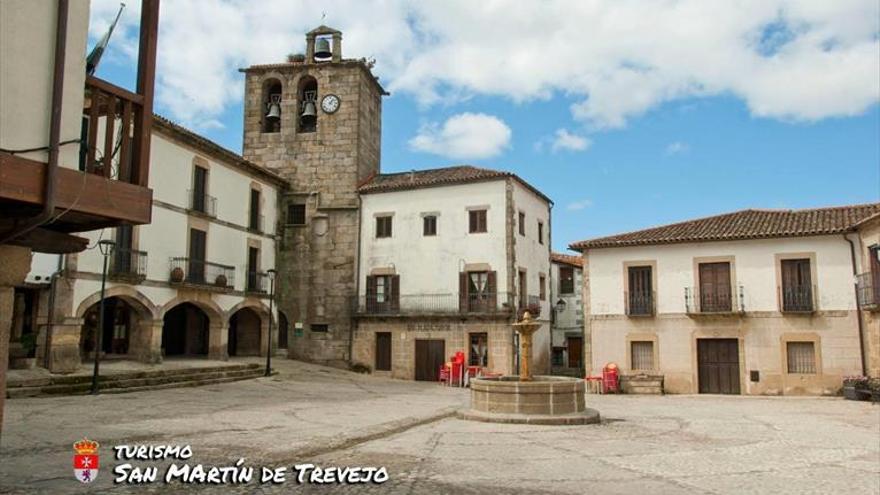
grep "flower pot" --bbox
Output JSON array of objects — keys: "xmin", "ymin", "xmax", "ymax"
[
  {"xmin": 843, "ymin": 385, "xmax": 859, "ymax": 400},
  {"xmin": 215, "ymin": 274, "xmax": 228, "ymax": 287},
  {"xmin": 170, "ymin": 266, "xmax": 184, "ymax": 282}
]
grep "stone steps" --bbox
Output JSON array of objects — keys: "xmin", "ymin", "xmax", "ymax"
[{"xmin": 6, "ymin": 363, "xmax": 267, "ymax": 398}]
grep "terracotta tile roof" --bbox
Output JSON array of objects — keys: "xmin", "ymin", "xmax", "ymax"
[
  {"xmin": 358, "ymin": 165, "xmax": 552, "ymax": 203},
  {"xmin": 152, "ymin": 114, "xmax": 288, "ymax": 187},
  {"xmin": 570, "ymin": 202, "xmax": 880, "ymax": 250},
  {"xmin": 551, "ymin": 252, "xmax": 584, "ymax": 268}
]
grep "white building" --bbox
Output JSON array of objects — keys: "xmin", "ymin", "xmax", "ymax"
[
  {"xmin": 351, "ymin": 166, "xmax": 553, "ymax": 380},
  {"xmin": 571, "ymin": 204, "xmax": 879, "ymax": 395},
  {"xmin": 21, "ymin": 116, "xmax": 287, "ymax": 372},
  {"xmin": 550, "ymin": 253, "xmax": 584, "ymax": 375}
]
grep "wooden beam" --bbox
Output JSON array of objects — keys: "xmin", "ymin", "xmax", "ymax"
[
  {"xmin": 133, "ymin": 0, "xmax": 160, "ymax": 188},
  {"xmin": 0, "ymin": 152, "xmax": 152, "ymax": 227},
  {"xmin": 6, "ymin": 227, "xmax": 88, "ymax": 254}
]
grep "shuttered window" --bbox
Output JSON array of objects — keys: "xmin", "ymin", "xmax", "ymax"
[
  {"xmin": 469, "ymin": 210, "xmax": 487, "ymax": 233},
  {"xmin": 786, "ymin": 342, "xmax": 816, "ymax": 374},
  {"xmin": 423, "ymin": 215, "xmax": 437, "ymax": 236},
  {"xmin": 376, "ymin": 216, "xmax": 393, "ymax": 238},
  {"xmin": 781, "ymin": 259, "xmax": 813, "ymax": 311},
  {"xmin": 699, "ymin": 262, "xmax": 732, "ymax": 312},
  {"xmin": 631, "ymin": 341, "xmax": 655, "ymax": 371}
]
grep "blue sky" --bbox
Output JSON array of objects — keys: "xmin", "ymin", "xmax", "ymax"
[{"xmin": 89, "ymin": 1, "xmax": 880, "ymax": 253}]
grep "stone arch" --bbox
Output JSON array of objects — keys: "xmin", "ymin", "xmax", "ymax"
[
  {"xmin": 260, "ymin": 76, "xmax": 284, "ymax": 133},
  {"xmin": 159, "ymin": 296, "xmax": 227, "ymax": 359},
  {"xmin": 159, "ymin": 295, "xmax": 225, "ymax": 325},
  {"xmin": 227, "ymin": 299, "xmax": 272, "ymax": 358},
  {"xmin": 75, "ymin": 286, "xmax": 158, "ymax": 321}
]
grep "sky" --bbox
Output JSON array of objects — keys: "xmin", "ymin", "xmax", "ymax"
[{"xmin": 88, "ymin": 0, "xmax": 880, "ymax": 253}]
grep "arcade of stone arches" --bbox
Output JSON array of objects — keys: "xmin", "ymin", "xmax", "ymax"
[{"xmin": 74, "ymin": 288, "xmax": 289, "ymax": 363}]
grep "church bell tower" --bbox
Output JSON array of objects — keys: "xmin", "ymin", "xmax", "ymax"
[{"xmin": 241, "ymin": 26, "xmax": 385, "ymax": 367}]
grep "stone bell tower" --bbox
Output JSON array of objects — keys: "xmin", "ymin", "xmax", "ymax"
[{"xmin": 241, "ymin": 26, "xmax": 385, "ymax": 367}]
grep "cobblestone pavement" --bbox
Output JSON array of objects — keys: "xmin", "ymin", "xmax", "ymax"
[{"xmin": 2, "ymin": 360, "xmax": 878, "ymax": 494}]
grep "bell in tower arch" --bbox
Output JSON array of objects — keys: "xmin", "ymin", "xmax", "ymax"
[{"xmin": 314, "ymin": 37, "xmax": 332, "ymax": 60}]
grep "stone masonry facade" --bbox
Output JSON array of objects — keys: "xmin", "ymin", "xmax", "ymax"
[{"xmin": 242, "ymin": 31, "xmax": 384, "ymax": 367}]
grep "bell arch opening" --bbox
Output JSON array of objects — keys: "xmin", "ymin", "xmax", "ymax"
[
  {"xmin": 261, "ymin": 78, "xmax": 283, "ymax": 134},
  {"xmin": 298, "ymin": 76, "xmax": 318, "ymax": 133}
]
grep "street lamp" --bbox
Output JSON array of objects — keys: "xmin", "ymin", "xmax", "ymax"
[
  {"xmin": 555, "ymin": 299, "xmax": 567, "ymax": 313},
  {"xmin": 265, "ymin": 269, "xmax": 276, "ymax": 377},
  {"xmin": 91, "ymin": 239, "xmax": 115, "ymax": 394}
]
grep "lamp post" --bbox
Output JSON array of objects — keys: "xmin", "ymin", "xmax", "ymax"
[
  {"xmin": 91, "ymin": 239, "xmax": 115, "ymax": 394},
  {"xmin": 265, "ymin": 269, "xmax": 276, "ymax": 377}
]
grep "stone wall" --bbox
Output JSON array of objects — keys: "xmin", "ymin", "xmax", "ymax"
[
  {"xmin": 352, "ymin": 318, "xmax": 517, "ymax": 380},
  {"xmin": 242, "ymin": 59, "xmax": 383, "ymax": 367}
]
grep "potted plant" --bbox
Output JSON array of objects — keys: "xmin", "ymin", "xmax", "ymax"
[
  {"xmin": 215, "ymin": 274, "xmax": 228, "ymax": 287},
  {"xmin": 170, "ymin": 266, "xmax": 184, "ymax": 282}
]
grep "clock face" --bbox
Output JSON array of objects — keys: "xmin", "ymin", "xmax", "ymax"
[{"xmin": 321, "ymin": 94, "xmax": 340, "ymax": 114}]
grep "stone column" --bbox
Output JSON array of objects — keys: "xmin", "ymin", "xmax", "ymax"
[
  {"xmin": 208, "ymin": 322, "xmax": 228, "ymax": 361},
  {"xmin": 0, "ymin": 245, "xmax": 33, "ymax": 441},
  {"xmin": 46, "ymin": 318, "xmax": 84, "ymax": 373},
  {"xmin": 132, "ymin": 321, "xmax": 163, "ymax": 364}
]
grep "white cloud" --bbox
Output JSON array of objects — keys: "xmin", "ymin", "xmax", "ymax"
[
  {"xmin": 665, "ymin": 141, "xmax": 690, "ymax": 155},
  {"xmin": 567, "ymin": 199, "xmax": 594, "ymax": 211},
  {"xmin": 551, "ymin": 129, "xmax": 591, "ymax": 152},
  {"xmin": 408, "ymin": 113, "xmax": 511, "ymax": 159},
  {"xmin": 89, "ymin": 0, "xmax": 880, "ymax": 130}
]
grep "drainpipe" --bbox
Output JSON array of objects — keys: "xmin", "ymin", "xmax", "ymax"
[
  {"xmin": 844, "ymin": 233, "xmax": 868, "ymax": 376},
  {"xmin": 0, "ymin": 0, "xmax": 69, "ymax": 245}
]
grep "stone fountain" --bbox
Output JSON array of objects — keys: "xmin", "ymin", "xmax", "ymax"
[{"xmin": 459, "ymin": 312, "xmax": 600, "ymax": 425}]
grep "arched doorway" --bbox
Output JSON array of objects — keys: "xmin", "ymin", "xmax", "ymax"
[
  {"xmin": 162, "ymin": 303, "xmax": 209, "ymax": 356},
  {"xmin": 278, "ymin": 312, "xmax": 289, "ymax": 350},
  {"xmin": 80, "ymin": 297, "xmax": 145, "ymax": 359},
  {"xmin": 228, "ymin": 307, "xmax": 262, "ymax": 357}
]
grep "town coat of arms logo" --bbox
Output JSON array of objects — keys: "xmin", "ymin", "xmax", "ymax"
[{"xmin": 73, "ymin": 438, "xmax": 99, "ymax": 483}]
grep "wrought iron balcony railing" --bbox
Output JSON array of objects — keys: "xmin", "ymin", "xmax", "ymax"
[
  {"xmin": 779, "ymin": 285, "xmax": 816, "ymax": 313},
  {"xmin": 188, "ymin": 189, "xmax": 217, "ymax": 217},
  {"xmin": 169, "ymin": 257, "xmax": 234, "ymax": 289},
  {"xmin": 626, "ymin": 290, "xmax": 655, "ymax": 316},
  {"xmin": 248, "ymin": 214, "xmax": 264, "ymax": 233},
  {"xmin": 856, "ymin": 272, "xmax": 880, "ymax": 310},
  {"xmin": 353, "ymin": 292, "xmax": 516, "ymax": 316},
  {"xmin": 246, "ymin": 271, "xmax": 269, "ymax": 293},
  {"xmin": 685, "ymin": 286, "xmax": 744, "ymax": 314},
  {"xmin": 109, "ymin": 248, "xmax": 147, "ymax": 279}
]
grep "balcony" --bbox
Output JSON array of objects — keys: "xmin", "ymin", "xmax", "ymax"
[
  {"xmin": 188, "ymin": 190, "xmax": 217, "ymax": 217},
  {"xmin": 353, "ymin": 292, "xmax": 516, "ymax": 317},
  {"xmin": 779, "ymin": 285, "xmax": 816, "ymax": 313},
  {"xmin": 246, "ymin": 271, "xmax": 269, "ymax": 294},
  {"xmin": 856, "ymin": 272, "xmax": 880, "ymax": 311},
  {"xmin": 517, "ymin": 294, "xmax": 542, "ymax": 318},
  {"xmin": 109, "ymin": 248, "xmax": 148, "ymax": 282},
  {"xmin": 169, "ymin": 257, "xmax": 234, "ymax": 290},
  {"xmin": 685, "ymin": 286, "xmax": 744, "ymax": 316},
  {"xmin": 626, "ymin": 290, "xmax": 655, "ymax": 317}
]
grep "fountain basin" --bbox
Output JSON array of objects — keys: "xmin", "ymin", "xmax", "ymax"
[{"xmin": 459, "ymin": 376, "xmax": 600, "ymax": 425}]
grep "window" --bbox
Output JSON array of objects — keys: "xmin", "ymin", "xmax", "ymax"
[
  {"xmin": 249, "ymin": 189, "xmax": 261, "ymax": 231},
  {"xmin": 559, "ymin": 266, "xmax": 575, "ymax": 294},
  {"xmin": 287, "ymin": 204, "xmax": 306, "ymax": 225},
  {"xmin": 247, "ymin": 247, "xmax": 260, "ymax": 292},
  {"xmin": 518, "ymin": 212, "xmax": 525, "ymax": 236},
  {"xmin": 698, "ymin": 262, "xmax": 732, "ymax": 312},
  {"xmin": 376, "ymin": 216, "xmax": 393, "ymax": 238},
  {"xmin": 469, "ymin": 209, "xmax": 487, "ymax": 233},
  {"xmin": 469, "ymin": 333, "xmax": 488, "ymax": 367},
  {"xmin": 631, "ymin": 341, "xmax": 655, "ymax": 371},
  {"xmin": 627, "ymin": 266, "xmax": 653, "ymax": 316},
  {"xmin": 518, "ymin": 270, "xmax": 527, "ymax": 309},
  {"xmin": 375, "ymin": 275, "xmax": 389, "ymax": 303},
  {"xmin": 423, "ymin": 215, "xmax": 437, "ymax": 236},
  {"xmin": 539, "ymin": 274, "xmax": 546, "ymax": 301},
  {"xmin": 780, "ymin": 258, "xmax": 813, "ymax": 312},
  {"xmin": 787, "ymin": 342, "xmax": 816, "ymax": 374},
  {"xmin": 461, "ymin": 271, "xmax": 496, "ymax": 312},
  {"xmin": 188, "ymin": 228, "xmax": 207, "ymax": 283},
  {"xmin": 375, "ymin": 332, "xmax": 392, "ymax": 371},
  {"xmin": 537, "ymin": 221, "xmax": 544, "ymax": 244},
  {"xmin": 366, "ymin": 275, "xmax": 399, "ymax": 313},
  {"xmin": 310, "ymin": 324, "xmax": 329, "ymax": 333},
  {"xmin": 191, "ymin": 166, "xmax": 208, "ymax": 213}
]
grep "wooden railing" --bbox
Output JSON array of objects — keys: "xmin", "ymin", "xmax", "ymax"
[{"xmin": 83, "ymin": 76, "xmax": 149, "ymax": 186}]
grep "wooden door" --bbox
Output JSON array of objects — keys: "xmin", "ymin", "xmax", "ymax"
[
  {"xmin": 375, "ymin": 332, "xmax": 392, "ymax": 371},
  {"xmin": 415, "ymin": 339, "xmax": 445, "ymax": 381},
  {"xmin": 247, "ymin": 247, "xmax": 259, "ymax": 291},
  {"xmin": 699, "ymin": 262, "xmax": 731, "ymax": 312},
  {"xmin": 697, "ymin": 339, "xmax": 740, "ymax": 394},
  {"xmin": 188, "ymin": 229, "xmax": 206, "ymax": 283},
  {"xmin": 192, "ymin": 166, "xmax": 207, "ymax": 212},
  {"xmin": 567, "ymin": 336, "xmax": 583, "ymax": 369}
]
